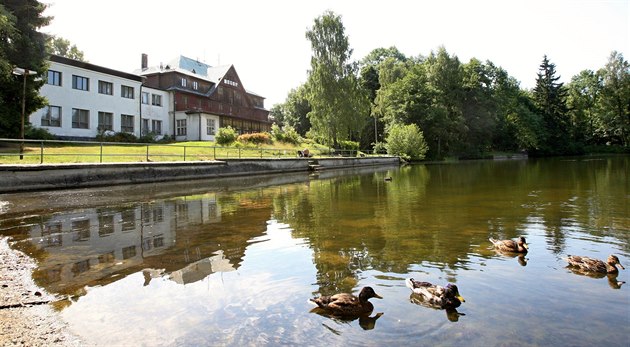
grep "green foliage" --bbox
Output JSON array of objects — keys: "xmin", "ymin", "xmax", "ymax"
[
  {"xmin": 237, "ymin": 132, "xmax": 272, "ymax": 145},
  {"xmin": 305, "ymin": 11, "xmax": 369, "ymax": 147},
  {"xmin": 338, "ymin": 140, "xmax": 359, "ymax": 150},
  {"xmin": 215, "ymin": 126, "xmax": 238, "ymax": 145},
  {"xmin": 385, "ymin": 123, "xmax": 428, "ymax": 161},
  {"xmin": 532, "ymin": 55, "xmax": 573, "ymax": 156},
  {"xmin": 96, "ymin": 131, "xmax": 138, "ymax": 143},
  {"xmin": 271, "ymin": 124, "xmax": 301, "ymax": 145},
  {"xmin": 45, "ymin": 35, "xmax": 86, "ymax": 61},
  {"xmin": 0, "ymin": 0, "xmax": 50, "ymax": 138},
  {"xmin": 25, "ymin": 126, "xmax": 56, "ymax": 140}
]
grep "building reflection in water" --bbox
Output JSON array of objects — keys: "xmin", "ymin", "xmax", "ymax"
[{"xmin": 25, "ymin": 192, "xmax": 262, "ymax": 297}]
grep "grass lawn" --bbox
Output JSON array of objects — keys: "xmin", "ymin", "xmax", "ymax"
[{"xmin": 0, "ymin": 140, "xmax": 334, "ymax": 164}]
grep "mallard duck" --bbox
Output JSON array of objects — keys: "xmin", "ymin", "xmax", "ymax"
[
  {"xmin": 489, "ymin": 236, "xmax": 529, "ymax": 253},
  {"xmin": 565, "ymin": 254, "xmax": 625, "ymax": 274},
  {"xmin": 405, "ymin": 278, "xmax": 465, "ymax": 309},
  {"xmin": 309, "ymin": 286, "xmax": 383, "ymax": 316}
]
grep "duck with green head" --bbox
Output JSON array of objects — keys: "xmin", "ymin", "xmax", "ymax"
[
  {"xmin": 405, "ymin": 278, "xmax": 465, "ymax": 310},
  {"xmin": 309, "ymin": 286, "xmax": 383, "ymax": 317}
]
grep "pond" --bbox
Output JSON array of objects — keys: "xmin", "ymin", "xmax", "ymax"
[{"xmin": 0, "ymin": 156, "xmax": 628, "ymax": 346}]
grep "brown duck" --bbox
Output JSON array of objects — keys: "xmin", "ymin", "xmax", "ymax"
[
  {"xmin": 310, "ymin": 286, "xmax": 382, "ymax": 316},
  {"xmin": 565, "ymin": 254, "xmax": 625, "ymax": 274},
  {"xmin": 489, "ymin": 236, "xmax": 529, "ymax": 253}
]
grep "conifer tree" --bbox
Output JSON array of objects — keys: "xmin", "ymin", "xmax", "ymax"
[
  {"xmin": 532, "ymin": 55, "xmax": 572, "ymax": 155},
  {"xmin": 0, "ymin": 0, "xmax": 50, "ymax": 138}
]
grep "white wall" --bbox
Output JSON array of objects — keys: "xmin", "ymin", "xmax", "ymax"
[{"xmin": 30, "ymin": 60, "xmax": 171, "ymax": 140}]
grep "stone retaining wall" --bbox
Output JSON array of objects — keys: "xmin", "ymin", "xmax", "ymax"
[{"xmin": 0, "ymin": 157, "xmax": 400, "ymax": 193}]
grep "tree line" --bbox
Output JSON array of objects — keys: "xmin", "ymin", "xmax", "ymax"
[{"xmin": 272, "ymin": 11, "xmax": 630, "ymax": 159}]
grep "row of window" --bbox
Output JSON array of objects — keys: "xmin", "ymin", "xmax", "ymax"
[
  {"xmin": 47, "ymin": 70, "xmax": 140, "ymax": 100},
  {"xmin": 141, "ymin": 92, "xmax": 162, "ymax": 106},
  {"xmin": 174, "ymin": 119, "xmax": 216, "ymax": 137},
  {"xmin": 41, "ymin": 106, "xmax": 162, "ymax": 134}
]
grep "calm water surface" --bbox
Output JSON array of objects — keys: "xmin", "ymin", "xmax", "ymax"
[{"xmin": 0, "ymin": 156, "xmax": 628, "ymax": 346}]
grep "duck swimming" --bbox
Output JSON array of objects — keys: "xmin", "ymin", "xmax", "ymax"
[
  {"xmin": 405, "ymin": 278, "xmax": 465, "ymax": 310},
  {"xmin": 489, "ymin": 236, "xmax": 529, "ymax": 253},
  {"xmin": 309, "ymin": 286, "xmax": 383, "ymax": 316},
  {"xmin": 565, "ymin": 254, "xmax": 625, "ymax": 274}
]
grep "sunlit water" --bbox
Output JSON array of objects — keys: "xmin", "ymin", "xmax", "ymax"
[{"xmin": 0, "ymin": 156, "xmax": 628, "ymax": 346}]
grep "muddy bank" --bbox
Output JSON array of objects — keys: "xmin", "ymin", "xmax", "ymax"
[{"xmin": 0, "ymin": 237, "xmax": 84, "ymax": 346}]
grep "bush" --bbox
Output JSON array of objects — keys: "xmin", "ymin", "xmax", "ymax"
[
  {"xmin": 237, "ymin": 132, "xmax": 272, "ymax": 145},
  {"xmin": 216, "ymin": 126, "xmax": 238, "ymax": 145},
  {"xmin": 339, "ymin": 140, "xmax": 359, "ymax": 150},
  {"xmin": 96, "ymin": 131, "xmax": 138, "ymax": 143},
  {"xmin": 271, "ymin": 124, "xmax": 301, "ymax": 145},
  {"xmin": 385, "ymin": 123, "xmax": 428, "ymax": 161},
  {"xmin": 25, "ymin": 127, "xmax": 57, "ymax": 140}
]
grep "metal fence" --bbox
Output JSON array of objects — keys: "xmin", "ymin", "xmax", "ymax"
[{"xmin": 0, "ymin": 138, "xmax": 384, "ymax": 164}]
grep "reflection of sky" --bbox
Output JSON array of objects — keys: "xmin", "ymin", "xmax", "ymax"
[{"xmin": 62, "ymin": 221, "xmax": 317, "ymax": 346}]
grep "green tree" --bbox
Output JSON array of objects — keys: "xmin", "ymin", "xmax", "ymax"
[
  {"xmin": 566, "ymin": 70, "xmax": 601, "ymax": 144},
  {"xmin": 532, "ymin": 55, "xmax": 572, "ymax": 155},
  {"xmin": 385, "ymin": 123, "xmax": 428, "ymax": 161},
  {"xmin": 282, "ymin": 85, "xmax": 311, "ymax": 136},
  {"xmin": 423, "ymin": 47, "xmax": 465, "ymax": 158},
  {"xmin": 0, "ymin": 0, "xmax": 50, "ymax": 138},
  {"xmin": 46, "ymin": 35, "xmax": 86, "ymax": 61},
  {"xmin": 305, "ymin": 11, "xmax": 368, "ymax": 147},
  {"xmin": 597, "ymin": 51, "xmax": 630, "ymax": 146}
]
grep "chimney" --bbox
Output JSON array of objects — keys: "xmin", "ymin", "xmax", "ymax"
[{"xmin": 141, "ymin": 53, "xmax": 148, "ymax": 71}]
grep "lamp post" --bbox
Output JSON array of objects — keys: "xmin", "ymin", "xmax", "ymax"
[{"xmin": 12, "ymin": 67, "xmax": 37, "ymax": 160}]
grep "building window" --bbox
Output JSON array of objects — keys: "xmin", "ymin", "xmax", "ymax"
[
  {"xmin": 141, "ymin": 92, "xmax": 149, "ymax": 104},
  {"xmin": 192, "ymin": 81, "xmax": 198, "ymax": 90},
  {"xmin": 152, "ymin": 120, "xmax": 162, "ymax": 135},
  {"xmin": 206, "ymin": 118, "xmax": 216, "ymax": 135},
  {"xmin": 98, "ymin": 81, "xmax": 113, "ymax": 95},
  {"xmin": 72, "ymin": 75, "xmax": 89, "ymax": 91},
  {"xmin": 121, "ymin": 85, "xmax": 134, "ymax": 99},
  {"xmin": 181, "ymin": 78, "xmax": 187, "ymax": 87},
  {"xmin": 98, "ymin": 112, "xmax": 113, "ymax": 131},
  {"xmin": 176, "ymin": 119, "xmax": 187, "ymax": 136},
  {"xmin": 47, "ymin": 70, "xmax": 61, "ymax": 86},
  {"xmin": 72, "ymin": 108, "xmax": 89, "ymax": 129},
  {"xmin": 151, "ymin": 94, "xmax": 162, "ymax": 106},
  {"xmin": 121, "ymin": 114, "xmax": 134, "ymax": 133},
  {"xmin": 41, "ymin": 105, "xmax": 61, "ymax": 127},
  {"xmin": 142, "ymin": 119, "xmax": 149, "ymax": 135}
]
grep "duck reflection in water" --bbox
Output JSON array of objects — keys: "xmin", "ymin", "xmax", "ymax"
[
  {"xmin": 309, "ymin": 286, "xmax": 384, "ymax": 330},
  {"xmin": 564, "ymin": 254, "xmax": 626, "ymax": 289},
  {"xmin": 493, "ymin": 249, "xmax": 529, "ymax": 266},
  {"xmin": 310, "ymin": 308, "xmax": 384, "ymax": 330},
  {"xmin": 408, "ymin": 294, "xmax": 465, "ymax": 322}
]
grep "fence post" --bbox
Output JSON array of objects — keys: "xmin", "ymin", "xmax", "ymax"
[
  {"xmin": 40, "ymin": 141, "xmax": 44, "ymax": 164},
  {"xmin": 238, "ymin": 148, "xmax": 241, "ymax": 159},
  {"xmin": 260, "ymin": 148, "xmax": 263, "ymax": 158},
  {"xmin": 213, "ymin": 147, "xmax": 216, "ymax": 160},
  {"xmin": 100, "ymin": 142, "xmax": 103, "ymax": 163},
  {"xmin": 146, "ymin": 145, "xmax": 149, "ymax": 162},
  {"xmin": 183, "ymin": 146, "xmax": 186, "ymax": 161}
]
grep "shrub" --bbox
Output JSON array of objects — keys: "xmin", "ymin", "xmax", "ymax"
[
  {"xmin": 97, "ymin": 131, "xmax": 138, "ymax": 143},
  {"xmin": 385, "ymin": 123, "xmax": 428, "ymax": 161},
  {"xmin": 271, "ymin": 124, "xmax": 301, "ymax": 145},
  {"xmin": 25, "ymin": 127, "xmax": 57, "ymax": 140},
  {"xmin": 216, "ymin": 126, "xmax": 238, "ymax": 145},
  {"xmin": 237, "ymin": 132, "xmax": 272, "ymax": 145}
]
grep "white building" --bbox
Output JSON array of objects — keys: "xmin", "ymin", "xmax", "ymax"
[{"xmin": 30, "ymin": 55, "xmax": 171, "ymax": 140}]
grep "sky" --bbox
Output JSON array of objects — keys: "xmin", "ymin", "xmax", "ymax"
[{"xmin": 42, "ymin": 0, "xmax": 628, "ymax": 108}]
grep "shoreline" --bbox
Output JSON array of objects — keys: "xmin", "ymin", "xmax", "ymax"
[{"xmin": 0, "ymin": 237, "xmax": 84, "ymax": 346}]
